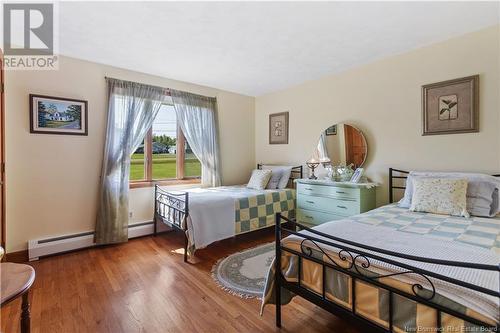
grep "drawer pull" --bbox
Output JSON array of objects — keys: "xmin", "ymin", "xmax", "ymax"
[
  {"xmin": 306, "ymin": 200, "xmax": 315, "ymax": 204},
  {"xmin": 305, "ymin": 187, "xmax": 313, "ymax": 190},
  {"xmin": 305, "ymin": 215, "xmax": 313, "ymax": 219},
  {"xmin": 336, "ymin": 191, "xmax": 346, "ymax": 194},
  {"xmin": 337, "ymin": 205, "xmax": 347, "ymax": 209}
]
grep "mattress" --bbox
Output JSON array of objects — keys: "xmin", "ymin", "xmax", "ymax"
[{"xmin": 261, "ymin": 204, "xmax": 500, "ymax": 331}]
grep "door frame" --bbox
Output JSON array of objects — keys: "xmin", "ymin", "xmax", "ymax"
[{"xmin": 1, "ymin": 49, "xmax": 5, "ymax": 251}]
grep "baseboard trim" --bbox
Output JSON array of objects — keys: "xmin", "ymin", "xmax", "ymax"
[
  {"xmin": 12, "ymin": 220, "xmax": 158, "ymax": 262},
  {"xmin": 5, "ymin": 250, "xmax": 29, "ymax": 263}
]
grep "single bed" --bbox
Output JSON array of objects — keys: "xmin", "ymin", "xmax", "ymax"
[
  {"xmin": 262, "ymin": 168, "xmax": 500, "ymax": 333},
  {"xmin": 154, "ymin": 164, "xmax": 302, "ymax": 262}
]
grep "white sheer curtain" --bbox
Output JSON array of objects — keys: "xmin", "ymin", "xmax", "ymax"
[
  {"xmin": 170, "ymin": 90, "xmax": 222, "ymax": 187},
  {"xmin": 312, "ymin": 132, "xmax": 328, "ymax": 161},
  {"xmin": 95, "ymin": 78, "xmax": 168, "ymax": 244}
]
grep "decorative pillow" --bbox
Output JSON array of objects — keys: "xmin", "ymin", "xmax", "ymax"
[
  {"xmin": 399, "ymin": 171, "xmax": 500, "ymax": 217},
  {"xmin": 410, "ymin": 178, "xmax": 469, "ymax": 217},
  {"xmin": 265, "ymin": 169, "xmax": 283, "ymax": 189},
  {"xmin": 247, "ymin": 169, "xmax": 272, "ymax": 190},
  {"xmin": 261, "ymin": 165, "xmax": 293, "ymax": 189}
]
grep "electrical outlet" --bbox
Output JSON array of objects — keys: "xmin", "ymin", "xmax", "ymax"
[{"xmin": 129, "ymin": 212, "xmax": 133, "ymax": 218}]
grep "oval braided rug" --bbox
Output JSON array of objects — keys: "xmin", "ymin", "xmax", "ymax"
[{"xmin": 211, "ymin": 242, "xmax": 274, "ymax": 299}]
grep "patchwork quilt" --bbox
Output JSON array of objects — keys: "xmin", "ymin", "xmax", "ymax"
[
  {"xmin": 352, "ymin": 204, "xmax": 500, "ymax": 254},
  {"xmin": 235, "ymin": 189, "xmax": 295, "ymax": 234}
]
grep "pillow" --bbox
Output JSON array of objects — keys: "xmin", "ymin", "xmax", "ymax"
[
  {"xmin": 265, "ymin": 169, "xmax": 283, "ymax": 189},
  {"xmin": 399, "ymin": 171, "xmax": 500, "ymax": 217},
  {"xmin": 410, "ymin": 178, "xmax": 469, "ymax": 217},
  {"xmin": 261, "ymin": 165, "xmax": 293, "ymax": 189},
  {"xmin": 467, "ymin": 181, "xmax": 498, "ymax": 217},
  {"xmin": 247, "ymin": 169, "xmax": 272, "ymax": 190}
]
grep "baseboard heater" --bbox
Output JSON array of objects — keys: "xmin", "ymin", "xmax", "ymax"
[{"xmin": 28, "ymin": 221, "xmax": 155, "ymax": 261}]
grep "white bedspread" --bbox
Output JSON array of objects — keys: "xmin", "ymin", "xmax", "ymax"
[
  {"xmin": 289, "ymin": 220, "xmax": 500, "ymax": 323},
  {"xmin": 183, "ymin": 186, "xmax": 274, "ymax": 251}
]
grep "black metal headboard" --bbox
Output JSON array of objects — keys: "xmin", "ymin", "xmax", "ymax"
[
  {"xmin": 389, "ymin": 168, "xmax": 500, "ymax": 203},
  {"xmin": 257, "ymin": 164, "xmax": 303, "ymax": 189}
]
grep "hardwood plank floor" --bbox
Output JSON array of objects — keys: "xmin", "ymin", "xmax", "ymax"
[{"xmin": 1, "ymin": 229, "xmax": 362, "ymax": 333}]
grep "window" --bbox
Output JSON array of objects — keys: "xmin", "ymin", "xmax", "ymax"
[{"xmin": 130, "ymin": 104, "xmax": 201, "ymax": 187}]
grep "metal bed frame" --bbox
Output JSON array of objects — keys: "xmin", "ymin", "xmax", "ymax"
[
  {"xmin": 274, "ymin": 168, "xmax": 500, "ymax": 332},
  {"xmin": 154, "ymin": 164, "xmax": 303, "ymax": 263}
]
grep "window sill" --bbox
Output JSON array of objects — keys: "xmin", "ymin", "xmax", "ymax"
[{"xmin": 130, "ymin": 178, "xmax": 201, "ymax": 189}]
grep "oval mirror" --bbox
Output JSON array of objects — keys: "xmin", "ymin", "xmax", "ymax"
[{"xmin": 313, "ymin": 123, "xmax": 368, "ymax": 168}]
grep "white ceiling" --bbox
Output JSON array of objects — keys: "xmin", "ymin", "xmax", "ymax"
[{"xmin": 58, "ymin": 1, "xmax": 499, "ymax": 96}]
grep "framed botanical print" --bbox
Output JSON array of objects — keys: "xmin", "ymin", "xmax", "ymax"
[
  {"xmin": 422, "ymin": 75, "xmax": 479, "ymax": 136},
  {"xmin": 30, "ymin": 94, "xmax": 88, "ymax": 135},
  {"xmin": 269, "ymin": 111, "xmax": 289, "ymax": 144}
]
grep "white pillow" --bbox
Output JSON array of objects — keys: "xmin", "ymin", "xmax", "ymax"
[
  {"xmin": 261, "ymin": 165, "xmax": 293, "ymax": 189},
  {"xmin": 247, "ymin": 169, "xmax": 272, "ymax": 190},
  {"xmin": 266, "ymin": 169, "xmax": 283, "ymax": 189},
  {"xmin": 410, "ymin": 178, "xmax": 469, "ymax": 217}
]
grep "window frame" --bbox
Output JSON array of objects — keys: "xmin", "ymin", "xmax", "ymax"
[{"xmin": 130, "ymin": 108, "xmax": 201, "ymax": 189}]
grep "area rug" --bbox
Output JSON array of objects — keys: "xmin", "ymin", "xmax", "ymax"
[{"xmin": 211, "ymin": 242, "xmax": 274, "ymax": 299}]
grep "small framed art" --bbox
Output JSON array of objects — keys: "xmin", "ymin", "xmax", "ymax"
[
  {"xmin": 269, "ymin": 111, "xmax": 289, "ymax": 144},
  {"xmin": 422, "ymin": 75, "xmax": 479, "ymax": 136},
  {"xmin": 325, "ymin": 125, "xmax": 337, "ymax": 135},
  {"xmin": 30, "ymin": 94, "xmax": 88, "ymax": 136}
]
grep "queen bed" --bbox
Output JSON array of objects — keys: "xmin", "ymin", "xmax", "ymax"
[
  {"xmin": 262, "ymin": 168, "xmax": 500, "ymax": 333},
  {"xmin": 154, "ymin": 164, "xmax": 302, "ymax": 262}
]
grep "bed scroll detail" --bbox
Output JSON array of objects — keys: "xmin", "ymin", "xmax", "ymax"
[{"xmin": 154, "ymin": 186, "xmax": 189, "ymax": 262}]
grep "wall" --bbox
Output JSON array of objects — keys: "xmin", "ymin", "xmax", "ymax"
[
  {"xmin": 255, "ymin": 26, "xmax": 500, "ymax": 206},
  {"xmin": 5, "ymin": 56, "xmax": 255, "ymax": 252}
]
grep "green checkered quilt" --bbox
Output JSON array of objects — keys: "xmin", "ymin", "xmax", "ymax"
[
  {"xmin": 235, "ymin": 189, "xmax": 295, "ymax": 234},
  {"xmin": 352, "ymin": 204, "xmax": 500, "ymax": 254}
]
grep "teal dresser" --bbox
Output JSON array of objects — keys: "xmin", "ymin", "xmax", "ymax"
[{"xmin": 296, "ymin": 179, "xmax": 377, "ymax": 227}]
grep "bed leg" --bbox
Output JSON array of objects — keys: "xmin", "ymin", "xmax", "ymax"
[
  {"xmin": 183, "ymin": 233, "xmax": 188, "ymax": 263},
  {"xmin": 275, "ymin": 213, "xmax": 282, "ymax": 328}
]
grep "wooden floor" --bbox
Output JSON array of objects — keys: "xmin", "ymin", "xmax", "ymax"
[{"xmin": 1, "ymin": 230, "xmax": 362, "ymax": 333}]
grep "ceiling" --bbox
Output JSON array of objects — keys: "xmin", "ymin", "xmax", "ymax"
[{"xmin": 58, "ymin": 2, "xmax": 500, "ymax": 96}]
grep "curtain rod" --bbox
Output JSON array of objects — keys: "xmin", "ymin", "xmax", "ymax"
[
  {"xmin": 104, "ymin": 76, "xmax": 170, "ymax": 93},
  {"xmin": 104, "ymin": 76, "xmax": 217, "ymax": 99}
]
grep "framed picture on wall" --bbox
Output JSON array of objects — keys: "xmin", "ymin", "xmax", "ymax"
[
  {"xmin": 325, "ymin": 124, "xmax": 337, "ymax": 135},
  {"xmin": 30, "ymin": 94, "xmax": 88, "ymax": 136},
  {"xmin": 422, "ymin": 75, "xmax": 479, "ymax": 136},
  {"xmin": 269, "ymin": 111, "xmax": 289, "ymax": 144}
]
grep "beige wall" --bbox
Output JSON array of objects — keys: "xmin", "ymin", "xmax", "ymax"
[
  {"xmin": 255, "ymin": 26, "xmax": 500, "ymax": 206},
  {"xmin": 5, "ymin": 56, "xmax": 255, "ymax": 252},
  {"xmin": 5, "ymin": 25, "xmax": 499, "ymax": 252}
]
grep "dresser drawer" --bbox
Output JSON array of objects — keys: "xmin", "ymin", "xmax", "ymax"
[
  {"xmin": 297, "ymin": 183, "xmax": 360, "ymax": 200},
  {"xmin": 298, "ymin": 194, "xmax": 360, "ymax": 216},
  {"xmin": 297, "ymin": 208, "xmax": 343, "ymax": 226}
]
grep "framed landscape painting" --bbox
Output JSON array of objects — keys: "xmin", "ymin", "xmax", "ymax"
[
  {"xmin": 30, "ymin": 94, "xmax": 88, "ymax": 135},
  {"xmin": 422, "ymin": 75, "xmax": 479, "ymax": 136}
]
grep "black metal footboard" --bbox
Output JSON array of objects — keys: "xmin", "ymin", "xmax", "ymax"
[
  {"xmin": 274, "ymin": 213, "xmax": 500, "ymax": 332},
  {"xmin": 154, "ymin": 185, "xmax": 189, "ymax": 262}
]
